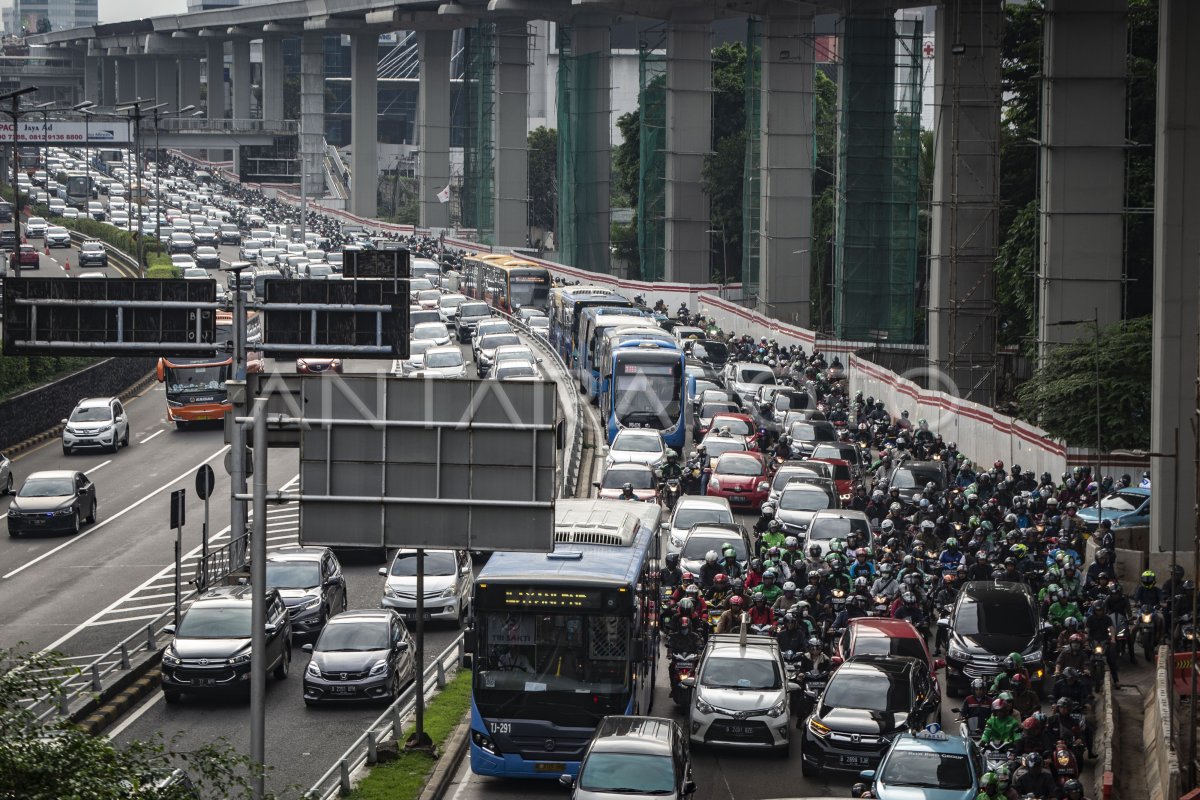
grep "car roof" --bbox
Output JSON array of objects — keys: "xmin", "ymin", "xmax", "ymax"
[
  {"xmin": 674, "ymin": 496, "xmax": 732, "ymax": 511},
  {"xmin": 811, "ymin": 509, "xmax": 870, "ymax": 522},
  {"xmin": 589, "ymin": 716, "xmax": 680, "ymax": 756},
  {"xmin": 27, "ymin": 469, "xmax": 79, "ymax": 480},
  {"xmin": 849, "ymin": 617, "xmax": 924, "ymax": 641},
  {"xmin": 615, "ymin": 428, "xmax": 663, "ymax": 441},
  {"xmin": 266, "ymin": 545, "xmax": 327, "ymax": 563},
  {"xmin": 325, "ymin": 609, "xmax": 394, "ymax": 625},
  {"xmin": 839, "ymin": 654, "xmax": 923, "ymax": 677},
  {"xmin": 707, "ymin": 634, "xmax": 779, "ymax": 658},
  {"xmin": 191, "ymin": 584, "xmax": 275, "ymax": 606},
  {"xmin": 684, "ymin": 524, "xmax": 747, "ymax": 541},
  {"xmin": 887, "ymin": 729, "xmax": 973, "ymax": 755},
  {"xmin": 961, "ymin": 579, "xmax": 1035, "ymax": 601},
  {"xmin": 75, "ymin": 397, "xmax": 115, "ymax": 407}
]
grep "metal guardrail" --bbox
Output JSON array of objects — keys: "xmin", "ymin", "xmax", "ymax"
[
  {"xmin": 196, "ymin": 533, "xmax": 248, "ymax": 591},
  {"xmin": 153, "ymin": 118, "xmax": 298, "ymax": 135},
  {"xmin": 304, "ymin": 635, "xmax": 465, "ymax": 800},
  {"xmin": 66, "ymin": 229, "xmax": 141, "ymax": 278}
]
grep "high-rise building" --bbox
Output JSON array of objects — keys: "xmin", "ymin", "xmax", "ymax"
[{"xmin": 10, "ymin": 0, "xmax": 96, "ymax": 35}]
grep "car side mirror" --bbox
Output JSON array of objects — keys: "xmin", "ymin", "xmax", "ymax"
[
  {"xmin": 60, "ymin": 418, "xmax": 68, "ymax": 425},
  {"xmin": 786, "ymin": 681, "xmax": 802, "ymax": 693},
  {"xmin": 859, "ymin": 769, "xmax": 876, "ymax": 781},
  {"xmin": 558, "ymin": 774, "xmax": 575, "ymax": 789},
  {"xmin": 593, "ymin": 481, "xmax": 601, "ymax": 489},
  {"xmin": 301, "ymin": 643, "xmax": 313, "ymax": 652},
  {"xmin": 265, "ymin": 623, "xmax": 278, "ymax": 635},
  {"xmin": 162, "ymin": 623, "xmax": 176, "ymax": 635},
  {"xmin": 378, "ymin": 567, "xmax": 388, "ymax": 577},
  {"xmin": 678, "ymin": 677, "xmax": 695, "ymax": 688},
  {"xmin": 830, "ymin": 656, "xmax": 843, "ymax": 667},
  {"xmin": 395, "ymin": 641, "xmax": 410, "ymax": 651}
]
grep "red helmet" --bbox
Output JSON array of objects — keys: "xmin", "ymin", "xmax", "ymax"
[
  {"xmin": 714, "ymin": 573, "xmax": 730, "ymax": 587},
  {"xmin": 681, "ymin": 572, "xmax": 695, "ymax": 583},
  {"xmin": 991, "ymin": 698, "xmax": 1008, "ymax": 712},
  {"xmin": 730, "ymin": 595, "xmax": 745, "ymax": 607},
  {"xmin": 994, "ymin": 460, "xmax": 1005, "ymax": 470}
]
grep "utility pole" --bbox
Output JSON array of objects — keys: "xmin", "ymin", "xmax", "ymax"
[
  {"xmin": 115, "ymin": 98, "xmax": 165, "ymax": 271},
  {"xmin": 0, "ymin": 86, "xmax": 38, "ymax": 276}
]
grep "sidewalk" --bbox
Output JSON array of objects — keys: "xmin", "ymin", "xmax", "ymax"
[{"xmin": 1114, "ymin": 678, "xmax": 1150, "ymax": 800}]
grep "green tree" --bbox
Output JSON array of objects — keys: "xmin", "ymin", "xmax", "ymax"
[
  {"xmin": 527, "ymin": 126, "xmax": 557, "ymax": 233},
  {"xmin": 1016, "ymin": 316, "xmax": 1152, "ymax": 449},
  {"xmin": 809, "ymin": 68, "xmax": 839, "ymax": 331},
  {"xmin": 701, "ymin": 42, "xmax": 748, "ymax": 284},
  {"xmin": 611, "ymin": 110, "xmax": 641, "ymax": 276},
  {"xmin": 0, "ymin": 647, "xmax": 284, "ymax": 799}
]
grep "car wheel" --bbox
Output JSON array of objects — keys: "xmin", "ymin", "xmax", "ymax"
[
  {"xmin": 86, "ymin": 501, "xmax": 97, "ymax": 525},
  {"xmin": 456, "ymin": 603, "xmax": 465, "ymax": 630},
  {"xmin": 71, "ymin": 511, "xmax": 81, "ymax": 535},
  {"xmin": 273, "ymin": 645, "xmax": 290, "ymax": 680},
  {"xmin": 387, "ymin": 671, "xmax": 401, "ymax": 702},
  {"xmin": 341, "ymin": 592, "xmax": 348, "ymax": 614},
  {"xmin": 163, "ymin": 689, "xmax": 181, "ymax": 704},
  {"xmin": 4, "ymin": 473, "xmax": 11, "ymax": 495},
  {"xmin": 8, "ymin": 528, "xmax": 19, "ymax": 538},
  {"xmin": 62, "ymin": 444, "xmax": 71, "ymax": 456},
  {"xmin": 121, "ymin": 428, "xmax": 129, "ymax": 447}
]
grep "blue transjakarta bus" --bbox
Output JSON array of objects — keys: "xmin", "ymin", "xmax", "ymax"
[
  {"xmin": 592, "ymin": 325, "xmax": 677, "ymax": 404},
  {"xmin": 603, "ymin": 340, "xmax": 687, "ymax": 451},
  {"xmin": 548, "ymin": 285, "xmax": 633, "ymax": 368},
  {"xmin": 574, "ymin": 309, "xmax": 654, "ymax": 396},
  {"xmin": 466, "ymin": 499, "xmax": 661, "ymax": 779}
]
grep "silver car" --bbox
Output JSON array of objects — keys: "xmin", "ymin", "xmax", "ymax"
[
  {"xmin": 61, "ymin": 397, "xmax": 130, "ymax": 454},
  {"xmin": 0, "ymin": 451, "xmax": 12, "ymax": 496},
  {"xmin": 378, "ymin": 548, "xmax": 472, "ymax": 627}
]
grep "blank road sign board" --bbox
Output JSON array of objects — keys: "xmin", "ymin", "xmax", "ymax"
[
  {"xmin": 259, "ymin": 278, "xmax": 409, "ymax": 359},
  {"xmin": 343, "ymin": 248, "xmax": 410, "ymax": 279}
]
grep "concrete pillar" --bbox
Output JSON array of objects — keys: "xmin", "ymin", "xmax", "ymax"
[
  {"xmin": 927, "ymin": 0, "xmax": 1003, "ymax": 404},
  {"xmin": 493, "ymin": 19, "xmax": 529, "ymax": 247},
  {"xmin": 156, "ymin": 58, "xmax": 179, "ymax": 110},
  {"xmin": 100, "ymin": 57, "xmax": 116, "ymax": 106},
  {"xmin": 349, "ymin": 33, "xmax": 378, "ymax": 218},
  {"xmin": 758, "ymin": 5, "xmax": 814, "ymax": 326},
  {"xmin": 1037, "ymin": 0, "xmax": 1127, "ymax": 362},
  {"xmin": 179, "ymin": 58, "xmax": 202, "ymax": 111},
  {"xmin": 205, "ymin": 40, "xmax": 225, "ymax": 119},
  {"xmin": 116, "ymin": 58, "xmax": 136, "ymax": 103},
  {"xmin": 417, "ymin": 29, "xmax": 451, "ymax": 229},
  {"xmin": 557, "ymin": 16, "xmax": 611, "ymax": 272},
  {"xmin": 83, "ymin": 55, "xmax": 98, "ymax": 104},
  {"xmin": 300, "ymin": 32, "xmax": 326, "ymax": 199},
  {"xmin": 260, "ymin": 36, "xmax": 284, "ymax": 122},
  {"xmin": 135, "ymin": 58, "xmax": 155, "ymax": 100},
  {"xmin": 231, "ymin": 38, "xmax": 251, "ymax": 120},
  {"xmin": 664, "ymin": 9, "xmax": 712, "ymax": 284},
  {"xmin": 1150, "ymin": 0, "xmax": 1200, "ymax": 554}
]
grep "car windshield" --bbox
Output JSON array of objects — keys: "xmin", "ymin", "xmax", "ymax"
[
  {"xmin": 672, "ymin": 506, "xmax": 733, "ymax": 530},
  {"xmin": 700, "ymin": 655, "xmax": 780, "ymax": 690},
  {"xmin": 682, "ymin": 536, "xmax": 747, "ymax": 561},
  {"xmin": 527, "ymin": 317, "xmax": 549, "ymax": 329},
  {"xmin": 18, "ymin": 477, "xmax": 73, "ymax": 497},
  {"xmin": 880, "ymin": 749, "xmax": 972, "ymax": 789},
  {"xmin": 602, "ymin": 468, "xmax": 654, "ymax": 489},
  {"xmin": 176, "ymin": 606, "xmax": 251, "ymax": 638},
  {"xmin": 425, "ymin": 350, "xmax": 462, "ymax": 368},
  {"xmin": 264, "ymin": 562, "xmax": 320, "ymax": 589},
  {"xmin": 388, "ymin": 551, "xmax": 457, "ymax": 577},
  {"xmin": 779, "ymin": 487, "xmax": 833, "ymax": 512},
  {"xmin": 481, "ymin": 334, "xmax": 521, "ymax": 349},
  {"xmin": 892, "ymin": 467, "xmax": 945, "ymax": 489},
  {"xmin": 956, "ymin": 595, "xmax": 1036, "ymax": 637},
  {"xmin": 497, "ymin": 364, "xmax": 538, "ymax": 379},
  {"xmin": 789, "ymin": 423, "xmax": 835, "ymax": 442},
  {"xmin": 703, "ymin": 439, "xmax": 746, "ymax": 458},
  {"xmin": 317, "ymin": 621, "xmax": 389, "ymax": 652},
  {"xmin": 699, "ymin": 403, "xmax": 737, "ymax": 419},
  {"xmin": 711, "ymin": 416, "xmax": 751, "ymax": 436},
  {"xmin": 735, "ymin": 365, "xmax": 774, "ymax": 385},
  {"xmin": 808, "ymin": 516, "xmax": 870, "ymax": 542},
  {"xmin": 307, "ymin": 265, "xmax": 333, "ymax": 277},
  {"xmin": 70, "ymin": 405, "xmax": 112, "ymax": 422},
  {"xmin": 772, "ymin": 469, "xmax": 817, "ymax": 492},
  {"xmin": 717, "ymin": 455, "xmax": 762, "ymax": 477},
  {"xmin": 854, "ymin": 635, "xmax": 927, "ymax": 663},
  {"xmin": 613, "ymin": 432, "xmax": 662, "ymax": 453},
  {"xmin": 82, "ymin": 242, "xmax": 102, "ymax": 252},
  {"xmin": 1101, "ymin": 491, "xmax": 1145, "ymax": 511},
  {"xmin": 460, "ymin": 303, "xmax": 489, "ymax": 317},
  {"xmin": 413, "ymin": 323, "xmax": 448, "ymax": 339},
  {"xmin": 579, "ymin": 753, "xmax": 675, "ymax": 794},
  {"xmin": 823, "ymin": 669, "xmax": 910, "ymax": 713}
]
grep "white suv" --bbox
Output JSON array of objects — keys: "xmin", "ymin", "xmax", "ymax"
[
  {"xmin": 62, "ymin": 397, "xmax": 130, "ymax": 454},
  {"xmin": 686, "ymin": 633, "xmax": 798, "ymax": 753}
]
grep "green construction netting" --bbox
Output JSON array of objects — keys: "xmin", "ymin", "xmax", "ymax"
[
  {"xmin": 833, "ymin": 16, "xmax": 922, "ymax": 343},
  {"xmin": 637, "ymin": 45, "xmax": 666, "ymax": 283},
  {"xmin": 556, "ymin": 28, "xmax": 608, "ymax": 272},
  {"xmin": 462, "ymin": 22, "xmax": 495, "ymax": 243},
  {"xmin": 741, "ymin": 18, "xmax": 763, "ymax": 301}
]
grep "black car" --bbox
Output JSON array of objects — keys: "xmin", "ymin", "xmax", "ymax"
[
  {"xmin": 160, "ymin": 585, "xmax": 293, "ymax": 702},
  {"xmin": 562, "ymin": 716, "xmax": 697, "ymax": 800},
  {"xmin": 193, "ymin": 246, "xmax": 221, "ymax": 270},
  {"xmin": 786, "ymin": 420, "xmax": 838, "ymax": 459},
  {"xmin": 219, "ymin": 224, "xmax": 242, "ymax": 245},
  {"xmin": 264, "ymin": 545, "xmax": 347, "ymax": 638},
  {"xmin": 168, "ymin": 232, "xmax": 196, "ymax": 255},
  {"xmin": 6, "ymin": 470, "xmax": 97, "ymax": 537},
  {"xmin": 886, "ymin": 461, "xmax": 947, "ymax": 505},
  {"xmin": 193, "ymin": 227, "xmax": 220, "ymax": 246},
  {"xmin": 775, "ymin": 480, "xmax": 836, "ymax": 538},
  {"xmin": 0, "ymin": 201, "xmax": 12, "ymax": 222},
  {"xmin": 455, "ymin": 301, "xmax": 492, "ymax": 343},
  {"xmin": 800, "ymin": 656, "xmax": 939, "ymax": 777},
  {"xmin": 301, "ymin": 609, "xmax": 414, "ymax": 704},
  {"xmin": 0, "ymin": 229, "xmax": 17, "ymax": 253},
  {"xmin": 77, "ymin": 240, "xmax": 108, "ymax": 268},
  {"xmin": 940, "ymin": 580, "xmax": 1047, "ymax": 697}
]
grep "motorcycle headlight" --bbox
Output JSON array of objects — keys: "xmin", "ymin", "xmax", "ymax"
[
  {"xmin": 368, "ymin": 659, "xmax": 387, "ymax": 676},
  {"xmin": 767, "ymin": 698, "xmax": 787, "ymax": 718},
  {"xmin": 1025, "ymin": 649, "xmax": 1042, "ymax": 664},
  {"xmin": 306, "ymin": 661, "xmax": 321, "ymax": 677},
  {"xmin": 1094, "ymin": 644, "xmax": 1105, "ymax": 655},
  {"xmin": 229, "ymin": 651, "xmax": 251, "ymax": 665},
  {"xmin": 1142, "ymin": 613, "xmax": 1153, "ymax": 624},
  {"xmin": 695, "ymin": 697, "xmax": 714, "ymax": 715}
]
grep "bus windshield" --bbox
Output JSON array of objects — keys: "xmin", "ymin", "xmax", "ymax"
[
  {"xmin": 614, "ymin": 361, "xmax": 682, "ymax": 428},
  {"xmin": 508, "ymin": 272, "xmax": 550, "ymax": 309},
  {"xmin": 164, "ymin": 363, "xmax": 230, "ymax": 395}
]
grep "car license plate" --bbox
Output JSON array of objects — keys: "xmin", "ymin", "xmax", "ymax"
[
  {"xmin": 405, "ymin": 612, "xmax": 433, "ymax": 621},
  {"xmin": 32, "ymin": 519, "xmax": 44, "ymax": 525},
  {"xmin": 730, "ymin": 495, "xmax": 745, "ymax": 502},
  {"xmin": 534, "ymin": 763, "xmax": 566, "ymax": 773},
  {"xmin": 197, "ymin": 679, "xmax": 216, "ymax": 687},
  {"xmin": 840, "ymin": 755, "xmax": 869, "ymax": 767},
  {"xmin": 726, "ymin": 725, "xmax": 753, "ymax": 736},
  {"xmin": 331, "ymin": 686, "xmax": 354, "ymax": 695}
]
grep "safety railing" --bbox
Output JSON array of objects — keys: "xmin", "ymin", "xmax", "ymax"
[
  {"xmin": 152, "ymin": 118, "xmax": 298, "ymax": 135},
  {"xmin": 304, "ymin": 635, "xmax": 465, "ymax": 799},
  {"xmin": 195, "ymin": 533, "xmax": 248, "ymax": 592}
]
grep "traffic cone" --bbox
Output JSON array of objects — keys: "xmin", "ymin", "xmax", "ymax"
[
  {"xmin": 63, "ymin": 257, "xmax": 69, "ymax": 272},
  {"xmin": 43, "ymin": 242, "xmax": 49, "ymax": 256}
]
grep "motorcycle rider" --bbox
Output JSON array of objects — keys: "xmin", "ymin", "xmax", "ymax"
[
  {"xmin": 980, "ymin": 697, "xmax": 1022, "ymax": 746},
  {"xmin": 1057, "ymin": 666, "xmax": 1093, "ymax": 707},
  {"xmin": 714, "ymin": 595, "xmax": 746, "ymax": 634},
  {"xmin": 759, "ymin": 519, "xmax": 787, "ymax": 555},
  {"xmin": 1049, "ymin": 590, "xmax": 1083, "ymax": 631},
  {"xmin": 718, "ymin": 546, "xmax": 743, "ymax": 580},
  {"xmin": 974, "ymin": 773, "xmax": 1005, "ymax": 800},
  {"xmin": 892, "ymin": 591, "xmax": 928, "ymax": 628},
  {"xmin": 1047, "ymin": 695, "xmax": 1095, "ymax": 759},
  {"xmin": 753, "ymin": 502, "xmax": 776, "ymax": 537},
  {"xmin": 775, "ymin": 612, "xmax": 808, "ymax": 654},
  {"xmin": 618, "ymin": 482, "xmax": 638, "ymax": 501},
  {"xmin": 696, "ymin": 444, "xmax": 712, "ymax": 494},
  {"xmin": 747, "ymin": 592, "xmax": 775, "ymax": 627},
  {"xmin": 870, "ymin": 564, "xmax": 902, "ymax": 603},
  {"xmin": 658, "ymin": 552, "xmax": 683, "ymax": 588},
  {"xmin": 959, "ymin": 678, "xmax": 992, "ymax": 731},
  {"xmin": 1062, "ymin": 778, "xmax": 1091, "ymax": 800},
  {"xmin": 666, "ymin": 615, "xmax": 703, "ymax": 657},
  {"xmin": 939, "ymin": 537, "xmax": 965, "ymax": 571},
  {"xmin": 1012, "ymin": 753, "xmax": 1057, "ymax": 799},
  {"xmin": 773, "ymin": 581, "xmax": 800, "ymax": 614},
  {"xmin": 1085, "ymin": 599, "xmax": 1121, "ymax": 686},
  {"xmin": 698, "ymin": 550, "xmax": 724, "ymax": 589},
  {"xmin": 1134, "ymin": 569, "xmax": 1166, "ymax": 648}
]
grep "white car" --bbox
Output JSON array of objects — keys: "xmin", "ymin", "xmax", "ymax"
[
  {"xmin": 411, "ymin": 321, "xmax": 451, "ymax": 347},
  {"xmin": 182, "ymin": 267, "xmax": 209, "ymax": 280},
  {"xmin": 170, "ymin": 254, "xmax": 198, "ymax": 271},
  {"xmin": 378, "ymin": 548, "xmax": 471, "ymax": 627},
  {"xmin": 437, "ymin": 292, "xmax": 468, "ymax": 324},
  {"xmin": 493, "ymin": 362, "xmax": 541, "ymax": 382},
  {"xmin": 62, "ymin": 396, "xmax": 129, "ymax": 455},
  {"xmin": 24, "ymin": 216, "xmax": 47, "ymax": 238},
  {"xmin": 666, "ymin": 496, "xmax": 735, "ymax": 554},
  {"xmin": 526, "ymin": 316, "xmax": 550, "ymax": 338},
  {"xmin": 399, "ymin": 338, "xmax": 438, "ymax": 374},
  {"xmin": 418, "ymin": 346, "xmax": 466, "ymax": 379},
  {"xmin": 725, "ymin": 362, "xmax": 777, "ymax": 406},
  {"xmin": 44, "ymin": 226, "xmax": 71, "ymax": 248},
  {"xmin": 108, "ymin": 211, "xmax": 130, "ymax": 229},
  {"xmin": 488, "ymin": 344, "xmax": 538, "ymax": 377},
  {"xmin": 604, "ymin": 428, "xmax": 666, "ymax": 470},
  {"xmin": 687, "ymin": 634, "xmax": 795, "ymax": 752},
  {"xmin": 415, "ymin": 289, "xmax": 442, "ymax": 310}
]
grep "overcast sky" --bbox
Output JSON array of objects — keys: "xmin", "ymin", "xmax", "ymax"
[{"xmin": 100, "ymin": 0, "xmax": 185, "ymax": 24}]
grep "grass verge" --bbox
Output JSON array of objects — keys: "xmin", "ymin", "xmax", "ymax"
[{"xmin": 346, "ymin": 669, "xmax": 472, "ymax": 800}]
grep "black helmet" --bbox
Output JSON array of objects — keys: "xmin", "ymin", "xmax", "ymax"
[{"xmin": 665, "ymin": 552, "xmax": 680, "ymax": 568}]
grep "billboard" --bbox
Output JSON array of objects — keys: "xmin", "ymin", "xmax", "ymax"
[{"xmin": 0, "ymin": 120, "xmax": 132, "ymax": 145}]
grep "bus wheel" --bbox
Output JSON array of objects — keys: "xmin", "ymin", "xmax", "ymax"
[{"xmin": 175, "ymin": 420, "xmax": 188, "ymax": 430}]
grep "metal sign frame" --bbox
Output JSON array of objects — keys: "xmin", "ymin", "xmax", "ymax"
[
  {"xmin": 343, "ymin": 248, "xmax": 410, "ymax": 279},
  {"xmin": 258, "ymin": 278, "xmax": 409, "ymax": 359}
]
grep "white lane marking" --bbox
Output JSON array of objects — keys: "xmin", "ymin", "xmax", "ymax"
[
  {"xmin": 125, "ymin": 591, "xmax": 176, "ymax": 601},
  {"xmin": 140, "ymin": 430, "xmax": 165, "ymax": 444},
  {"xmin": 84, "ymin": 460, "xmax": 112, "ymax": 475},
  {"xmin": 105, "ymin": 689, "xmax": 163, "ymax": 740},
  {"xmin": 3, "ymin": 445, "xmax": 231, "ymax": 580},
  {"xmin": 105, "ymin": 601, "xmax": 174, "ymax": 614},
  {"xmin": 266, "ymin": 534, "xmax": 296, "ymax": 542},
  {"xmin": 84, "ymin": 613, "xmax": 164, "ymax": 627}
]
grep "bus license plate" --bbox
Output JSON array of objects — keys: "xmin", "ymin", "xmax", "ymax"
[{"xmin": 535, "ymin": 763, "xmax": 566, "ymax": 773}]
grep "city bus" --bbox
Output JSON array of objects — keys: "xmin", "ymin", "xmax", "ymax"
[
  {"xmin": 602, "ymin": 340, "xmax": 687, "ymax": 451},
  {"xmin": 594, "ymin": 325, "xmax": 677, "ymax": 403},
  {"xmin": 461, "ymin": 255, "xmax": 552, "ymax": 314},
  {"xmin": 574, "ymin": 310, "xmax": 654, "ymax": 398},
  {"xmin": 548, "ymin": 285, "xmax": 633, "ymax": 369},
  {"xmin": 466, "ymin": 498, "xmax": 661, "ymax": 779},
  {"xmin": 65, "ymin": 173, "xmax": 95, "ymax": 209},
  {"xmin": 156, "ymin": 308, "xmax": 261, "ymax": 428}
]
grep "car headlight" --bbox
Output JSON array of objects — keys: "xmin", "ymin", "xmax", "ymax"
[
  {"xmin": 710, "ymin": 479, "xmax": 720, "ymax": 491},
  {"xmin": 695, "ymin": 697, "xmax": 714, "ymax": 715},
  {"xmin": 807, "ymin": 717, "xmax": 831, "ymax": 738},
  {"xmin": 948, "ymin": 645, "xmax": 968, "ymax": 661},
  {"xmin": 767, "ymin": 698, "xmax": 787, "ymax": 718},
  {"xmin": 162, "ymin": 651, "xmax": 181, "ymax": 667},
  {"xmin": 298, "ymin": 595, "xmax": 321, "ymax": 611},
  {"xmin": 306, "ymin": 661, "xmax": 321, "ymax": 677},
  {"xmin": 368, "ymin": 659, "xmax": 388, "ymax": 676},
  {"xmin": 670, "ymin": 533, "xmax": 685, "ymax": 548},
  {"xmin": 384, "ymin": 585, "xmax": 397, "ymax": 598},
  {"xmin": 757, "ymin": 482, "xmax": 770, "ymax": 491},
  {"xmin": 1024, "ymin": 649, "xmax": 1042, "ymax": 664},
  {"xmin": 441, "ymin": 586, "xmax": 457, "ymax": 599},
  {"xmin": 229, "ymin": 651, "xmax": 251, "ymax": 665},
  {"xmin": 51, "ymin": 507, "xmax": 73, "ymax": 516}
]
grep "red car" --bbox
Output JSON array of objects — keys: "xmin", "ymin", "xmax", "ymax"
[
  {"xmin": 16, "ymin": 244, "xmax": 39, "ymax": 268},
  {"xmin": 296, "ymin": 358, "xmax": 343, "ymax": 374},
  {"xmin": 708, "ymin": 412, "xmax": 759, "ymax": 447},
  {"xmin": 705, "ymin": 450, "xmax": 771, "ymax": 509},
  {"xmin": 812, "ymin": 456, "xmax": 854, "ymax": 502},
  {"xmin": 833, "ymin": 617, "xmax": 944, "ymax": 692}
]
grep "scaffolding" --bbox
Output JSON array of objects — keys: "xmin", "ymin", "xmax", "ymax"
[
  {"xmin": 556, "ymin": 26, "xmax": 608, "ymax": 272},
  {"xmin": 833, "ymin": 17, "xmax": 922, "ymax": 343},
  {"xmin": 461, "ymin": 22, "xmax": 495, "ymax": 243},
  {"xmin": 637, "ymin": 33, "xmax": 667, "ymax": 283},
  {"xmin": 741, "ymin": 18, "xmax": 763, "ymax": 301}
]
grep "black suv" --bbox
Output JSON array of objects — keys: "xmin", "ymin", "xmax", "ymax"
[
  {"xmin": 160, "ymin": 585, "xmax": 293, "ymax": 702},
  {"xmin": 940, "ymin": 580, "xmax": 1047, "ymax": 697},
  {"xmin": 264, "ymin": 545, "xmax": 347, "ymax": 639},
  {"xmin": 886, "ymin": 461, "xmax": 947, "ymax": 505},
  {"xmin": 455, "ymin": 301, "xmax": 492, "ymax": 343},
  {"xmin": 77, "ymin": 240, "xmax": 107, "ymax": 268},
  {"xmin": 219, "ymin": 224, "xmax": 242, "ymax": 245},
  {"xmin": 0, "ymin": 229, "xmax": 16, "ymax": 253},
  {"xmin": 800, "ymin": 655, "xmax": 939, "ymax": 777}
]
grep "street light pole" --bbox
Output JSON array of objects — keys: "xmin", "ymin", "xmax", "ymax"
[
  {"xmin": 72, "ymin": 101, "xmax": 95, "ymax": 209},
  {"xmin": 0, "ymin": 86, "xmax": 39, "ymax": 277},
  {"xmin": 150, "ymin": 105, "xmax": 197, "ymax": 244},
  {"xmin": 116, "ymin": 99, "xmax": 164, "ymax": 271}
]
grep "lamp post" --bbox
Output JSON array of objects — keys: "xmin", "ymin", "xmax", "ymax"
[
  {"xmin": 1048, "ymin": 308, "xmax": 1102, "ymax": 495},
  {"xmin": 149, "ymin": 104, "xmax": 197, "ymax": 243},
  {"xmin": 115, "ymin": 98, "xmax": 164, "ymax": 270},
  {"xmin": 72, "ymin": 101, "xmax": 94, "ymax": 207},
  {"xmin": 31, "ymin": 100, "xmax": 54, "ymax": 172},
  {"xmin": 0, "ymin": 86, "xmax": 40, "ymax": 277}
]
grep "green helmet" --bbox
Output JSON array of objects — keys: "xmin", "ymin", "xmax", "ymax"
[
  {"xmin": 945, "ymin": 537, "xmax": 958, "ymax": 549},
  {"xmin": 980, "ymin": 772, "xmax": 998, "ymax": 788},
  {"xmin": 1008, "ymin": 652, "xmax": 1025, "ymax": 668}
]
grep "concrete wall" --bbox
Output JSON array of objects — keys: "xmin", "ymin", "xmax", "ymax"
[{"xmin": 1145, "ymin": 644, "xmax": 1181, "ymax": 800}]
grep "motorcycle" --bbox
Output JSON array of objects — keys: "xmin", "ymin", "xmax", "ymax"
[
  {"xmin": 1090, "ymin": 640, "xmax": 1108, "ymax": 686},
  {"xmin": 1051, "ymin": 738, "xmax": 1081, "ymax": 787},
  {"xmin": 1111, "ymin": 610, "xmax": 1136, "ymax": 664},
  {"xmin": 982, "ymin": 740, "xmax": 1016, "ymax": 775},
  {"xmin": 749, "ymin": 623, "xmax": 775, "ymax": 637},
  {"xmin": 872, "ymin": 594, "xmax": 891, "ymax": 617},
  {"xmin": 662, "ymin": 478, "xmax": 682, "ymax": 511},
  {"xmin": 669, "ymin": 652, "xmax": 699, "ymax": 707},
  {"xmin": 798, "ymin": 668, "xmax": 829, "ymax": 720},
  {"xmin": 1136, "ymin": 603, "xmax": 1163, "ymax": 661}
]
